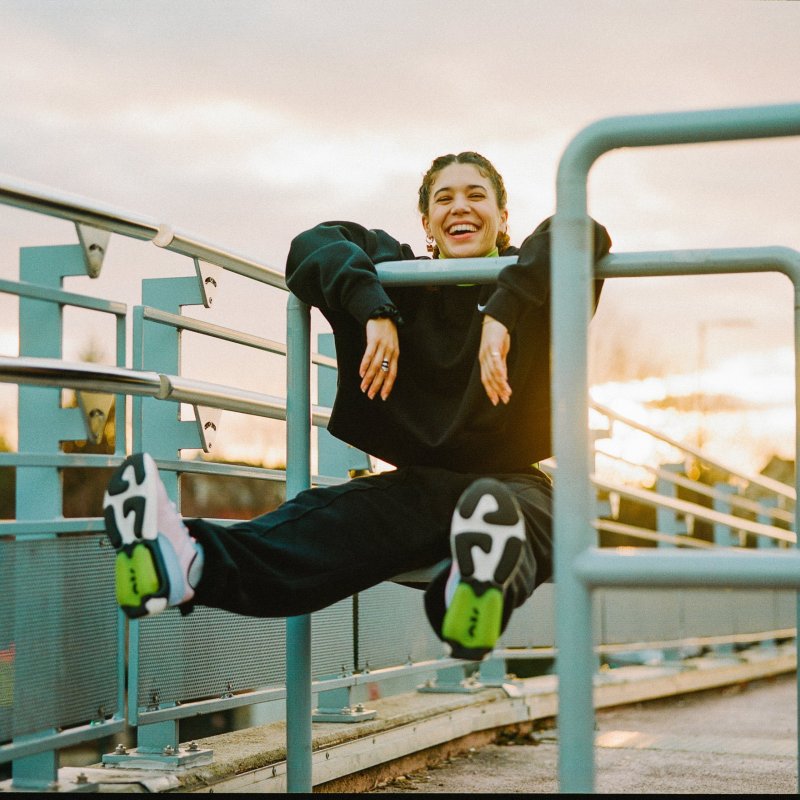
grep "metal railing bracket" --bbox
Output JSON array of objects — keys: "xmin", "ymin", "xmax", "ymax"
[
  {"xmin": 194, "ymin": 259, "xmax": 222, "ymax": 308},
  {"xmin": 76, "ymin": 390, "xmax": 114, "ymax": 445},
  {"xmin": 75, "ymin": 223, "xmax": 110, "ymax": 278},
  {"xmin": 193, "ymin": 404, "xmax": 222, "ymax": 453}
]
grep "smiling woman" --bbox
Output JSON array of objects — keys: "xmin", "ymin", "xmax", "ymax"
[{"xmin": 102, "ymin": 150, "xmax": 612, "ymax": 663}]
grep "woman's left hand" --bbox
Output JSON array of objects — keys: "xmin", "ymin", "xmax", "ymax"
[
  {"xmin": 479, "ymin": 315, "xmax": 511, "ymax": 406},
  {"xmin": 360, "ymin": 317, "xmax": 399, "ymax": 401}
]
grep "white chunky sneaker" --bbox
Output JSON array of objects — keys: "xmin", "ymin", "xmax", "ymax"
[
  {"xmin": 441, "ymin": 478, "xmax": 525, "ymax": 660},
  {"xmin": 103, "ymin": 453, "xmax": 203, "ymax": 618}
]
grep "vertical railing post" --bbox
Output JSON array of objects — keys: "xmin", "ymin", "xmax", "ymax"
[
  {"xmin": 656, "ymin": 464, "xmax": 684, "ymax": 546},
  {"xmin": 710, "ymin": 483, "xmax": 738, "ymax": 657},
  {"xmin": 127, "ymin": 277, "xmax": 204, "ymax": 753},
  {"xmin": 12, "ymin": 245, "xmax": 88, "ymax": 790},
  {"xmin": 754, "ymin": 497, "xmax": 780, "ymax": 653},
  {"xmin": 135, "ymin": 277, "xmax": 205, "ymax": 474},
  {"xmin": 285, "ymin": 295, "xmax": 312, "ymax": 793},
  {"xmin": 552, "ymin": 167, "xmax": 596, "ymax": 792},
  {"xmin": 712, "ymin": 483, "xmax": 739, "ymax": 547}
]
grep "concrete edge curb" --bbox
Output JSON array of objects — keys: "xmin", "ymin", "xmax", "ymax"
[{"xmin": 76, "ymin": 646, "xmax": 796, "ymax": 793}]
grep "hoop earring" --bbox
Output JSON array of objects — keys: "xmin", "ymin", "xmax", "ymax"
[
  {"xmin": 425, "ymin": 234, "xmax": 435, "ymax": 253},
  {"xmin": 497, "ymin": 226, "xmax": 509, "ymax": 251}
]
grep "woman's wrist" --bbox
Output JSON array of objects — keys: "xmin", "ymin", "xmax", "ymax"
[{"xmin": 369, "ymin": 303, "xmax": 403, "ymax": 325}]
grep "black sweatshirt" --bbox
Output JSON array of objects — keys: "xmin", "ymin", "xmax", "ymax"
[{"xmin": 286, "ymin": 217, "xmax": 611, "ymax": 474}]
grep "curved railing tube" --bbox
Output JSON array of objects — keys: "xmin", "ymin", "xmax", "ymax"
[{"xmin": 552, "ymin": 101, "xmax": 800, "ymax": 793}]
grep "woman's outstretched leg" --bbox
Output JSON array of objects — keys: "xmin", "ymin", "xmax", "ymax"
[
  {"xmin": 105, "ymin": 456, "xmax": 470, "ymax": 620},
  {"xmin": 104, "ymin": 454, "xmax": 551, "ymax": 659}
]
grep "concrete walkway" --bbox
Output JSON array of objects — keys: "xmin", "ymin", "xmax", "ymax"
[
  {"xmin": 19, "ymin": 646, "xmax": 796, "ymax": 793},
  {"xmin": 369, "ymin": 671, "xmax": 797, "ymax": 794}
]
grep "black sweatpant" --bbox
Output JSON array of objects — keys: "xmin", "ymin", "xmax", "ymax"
[{"xmin": 186, "ymin": 465, "xmax": 553, "ymax": 637}]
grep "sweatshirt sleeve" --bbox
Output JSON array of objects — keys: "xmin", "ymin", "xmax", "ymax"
[
  {"xmin": 481, "ymin": 216, "xmax": 612, "ymax": 332},
  {"xmin": 285, "ymin": 221, "xmax": 415, "ymax": 326}
]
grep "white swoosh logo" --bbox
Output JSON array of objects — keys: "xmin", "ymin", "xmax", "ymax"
[{"xmin": 477, "ymin": 303, "xmax": 488, "ymax": 312}]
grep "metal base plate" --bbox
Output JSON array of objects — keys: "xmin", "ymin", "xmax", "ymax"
[
  {"xmin": 312, "ymin": 706, "xmax": 377, "ymax": 723},
  {"xmin": 101, "ymin": 745, "xmax": 213, "ymax": 771}
]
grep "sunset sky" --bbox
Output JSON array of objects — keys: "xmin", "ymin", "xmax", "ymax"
[{"xmin": 0, "ymin": 0, "xmax": 798, "ymax": 470}]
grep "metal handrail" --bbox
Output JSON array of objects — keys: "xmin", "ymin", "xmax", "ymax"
[
  {"xmin": 594, "ymin": 518, "xmax": 716, "ymax": 549},
  {"xmin": 597, "ymin": 451, "xmax": 795, "ymax": 526},
  {"xmin": 142, "ymin": 306, "xmax": 338, "ymax": 368},
  {"xmin": 0, "ymin": 356, "xmax": 332, "ymax": 426},
  {"xmin": 0, "ymin": 173, "xmax": 286, "ymax": 289},
  {"xmin": 0, "ymin": 173, "xmax": 160, "ymax": 240},
  {"xmin": 592, "ymin": 475, "xmax": 795, "ymax": 545},
  {"xmin": 0, "ymin": 357, "xmax": 162, "ymax": 397},
  {"xmin": 592, "ymin": 399, "xmax": 796, "ymax": 501}
]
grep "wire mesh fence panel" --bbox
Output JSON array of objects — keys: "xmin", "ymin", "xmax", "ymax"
[
  {"xmin": 311, "ymin": 597, "xmax": 354, "ymax": 678},
  {"xmin": 136, "ymin": 606, "xmax": 286, "ymax": 710},
  {"xmin": 1, "ymin": 535, "xmax": 117, "ymax": 740},
  {"xmin": 357, "ymin": 583, "xmax": 444, "ymax": 671}
]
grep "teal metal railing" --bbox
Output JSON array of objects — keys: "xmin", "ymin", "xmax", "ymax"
[
  {"xmin": 0, "ymin": 184, "xmax": 508, "ymax": 790},
  {"xmin": 551, "ymin": 102, "xmax": 800, "ymax": 793},
  {"xmin": 0, "ymin": 103, "xmax": 799, "ymax": 791}
]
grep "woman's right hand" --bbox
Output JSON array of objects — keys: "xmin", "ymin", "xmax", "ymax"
[
  {"xmin": 360, "ymin": 318, "xmax": 399, "ymax": 401},
  {"xmin": 479, "ymin": 315, "xmax": 511, "ymax": 406}
]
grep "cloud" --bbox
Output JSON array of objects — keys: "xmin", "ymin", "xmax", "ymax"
[{"xmin": 0, "ymin": 0, "xmax": 798, "ymax": 412}]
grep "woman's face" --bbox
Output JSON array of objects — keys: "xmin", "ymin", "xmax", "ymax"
[{"xmin": 422, "ymin": 162, "xmax": 508, "ymax": 259}]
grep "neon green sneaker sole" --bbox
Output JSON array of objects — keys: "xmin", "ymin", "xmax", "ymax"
[
  {"xmin": 442, "ymin": 583, "xmax": 504, "ymax": 658},
  {"xmin": 115, "ymin": 543, "xmax": 166, "ymax": 616}
]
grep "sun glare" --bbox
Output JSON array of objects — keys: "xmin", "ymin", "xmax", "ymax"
[{"xmin": 591, "ymin": 346, "xmax": 795, "ymax": 486}]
